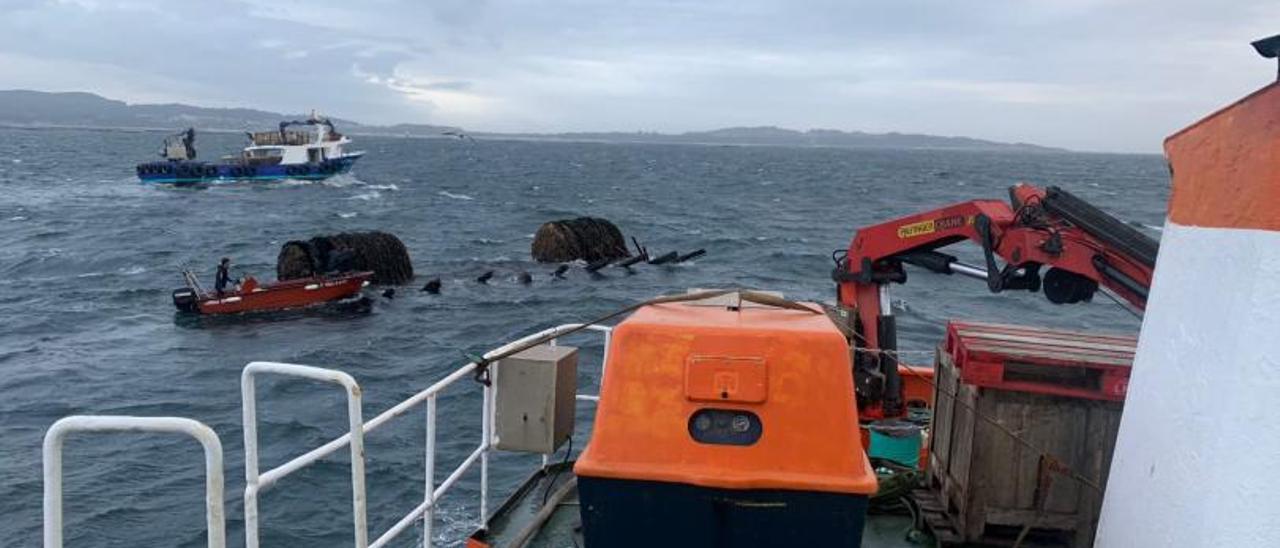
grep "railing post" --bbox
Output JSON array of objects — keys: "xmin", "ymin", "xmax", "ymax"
[
  {"xmin": 237, "ymin": 326, "xmax": 610, "ymax": 548},
  {"xmin": 43, "ymin": 416, "xmax": 226, "ymax": 548},
  {"xmin": 43, "ymin": 426, "xmax": 63, "ymax": 548},
  {"xmin": 242, "ymin": 369, "xmax": 261, "ymax": 548},
  {"xmin": 601, "ymin": 328, "xmax": 611, "ymax": 375},
  {"xmin": 479, "ymin": 382, "xmax": 492, "ymax": 528},
  {"xmin": 241, "ymin": 362, "xmax": 368, "ymax": 548},
  {"xmin": 423, "ymin": 395, "xmax": 437, "ymax": 548},
  {"xmin": 348, "ymin": 382, "xmax": 369, "ymax": 548}
]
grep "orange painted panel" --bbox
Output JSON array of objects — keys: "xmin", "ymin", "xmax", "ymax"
[
  {"xmin": 684, "ymin": 355, "xmax": 768, "ymax": 403},
  {"xmin": 575, "ymin": 303, "xmax": 878, "ymax": 495},
  {"xmin": 1165, "ymin": 81, "xmax": 1280, "ymax": 231},
  {"xmin": 899, "ymin": 364, "xmax": 935, "ymax": 408}
]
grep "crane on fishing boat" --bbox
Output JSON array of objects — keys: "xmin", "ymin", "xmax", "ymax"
[{"xmin": 830, "ymin": 183, "xmax": 1157, "ymax": 418}]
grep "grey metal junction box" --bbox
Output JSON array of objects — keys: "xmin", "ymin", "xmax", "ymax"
[{"xmin": 494, "ymin": 344, "xmax": 578, "ymax": 454}]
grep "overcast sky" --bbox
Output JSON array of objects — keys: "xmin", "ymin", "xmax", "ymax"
[{"xmin": 2, "ymin": 0, "xmax": 1278, "ymax": 152}]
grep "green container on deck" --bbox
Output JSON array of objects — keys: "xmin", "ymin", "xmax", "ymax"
[{"xmin": 867, "ymin": 419, "xmax": 922, "ymax": 468}]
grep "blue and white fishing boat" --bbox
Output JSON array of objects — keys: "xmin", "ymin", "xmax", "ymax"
[{"xmin": 135, "ymin": 113, "xmax": 365, "ymax": 184}]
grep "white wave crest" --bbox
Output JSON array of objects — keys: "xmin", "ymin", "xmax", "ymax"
[{"xmin": 438, "ymin": 191, "xmax": 474, "ymax": 201}]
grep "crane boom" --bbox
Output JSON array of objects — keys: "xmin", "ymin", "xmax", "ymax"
[{"xmin": 831, "ymin": 183, "xmax": 1156, "ymax": 418}]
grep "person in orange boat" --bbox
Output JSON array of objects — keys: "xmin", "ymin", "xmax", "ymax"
[{"xmin": 215, "ymin": 257, "xmax": 232, "ymax": 297}]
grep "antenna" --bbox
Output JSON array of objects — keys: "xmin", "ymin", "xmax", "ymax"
[{"xmin": 1251, "ymin": 34, "xmax": 1280, "ymax": 81}]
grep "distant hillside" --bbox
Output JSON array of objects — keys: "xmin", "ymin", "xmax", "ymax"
[
  {"xmin": 0, "ymin": 90, "xmax": 1062, "ymax": 151},
  {"xmin": 0, "ymin": 90, "xmax": 461, "ymax": 137},
  {"xmin": 491, "ymin": 126, "xmax": 1061, "ymax": 151}
]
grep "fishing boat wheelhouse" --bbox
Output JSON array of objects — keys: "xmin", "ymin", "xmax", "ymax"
[{"xmin": 135, "ymin": 112, "xmax": 365, "ymax": 184}]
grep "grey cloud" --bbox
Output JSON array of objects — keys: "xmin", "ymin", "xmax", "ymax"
[
  {"xmin": 421, "ymin": 81, "xmax": 473, "ymax": 91},
  {"xmin": 1, "ymin": 0, "xmax": 1278, "ymax": 151}
]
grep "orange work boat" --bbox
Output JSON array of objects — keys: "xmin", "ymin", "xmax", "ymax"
[{"xmin": 171, "ymin": 270, "xmax": 372, "ymax": 315}]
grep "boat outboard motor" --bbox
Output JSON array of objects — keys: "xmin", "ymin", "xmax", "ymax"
[{"xmin": 172, "ymin": 288, "xmax": 199, "ymax": 312}]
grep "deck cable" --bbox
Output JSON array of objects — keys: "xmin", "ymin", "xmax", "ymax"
[{"xmin": 541, "ymin": 435, "xmax": 573, "ymax": 508}]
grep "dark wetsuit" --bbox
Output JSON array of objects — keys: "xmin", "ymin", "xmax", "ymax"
[{"xmin": 215, "ymin": 264, "xmax": 231, "ymax": 295}]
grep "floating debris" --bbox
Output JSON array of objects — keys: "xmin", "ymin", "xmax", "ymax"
[
  {"xmin": 518, "ymin": 272, "xmax": 533, "ymax": 285},
  {"xmin": 381, "ymin": 288, "xmax": 396, "ymax": 299},
  {"xmin": 422, "ymin": 278, "xmax": 442, "ymax": 294},
  {"xmin": 552, "ymin": 265, "xmax": 570, "ymax": 278},
  {"xmin": 615, "ymin": 254, "xmax": 648, "ymax": 269},
  {"xmin": 647, "ymin": 251, "xmax": 679, "ymax": 265},
  {"xmin": 676, "ymin": 249, "xmax": 706, "ymax": 263},
  {"xmin": 477, "ymin": 271, "xmax": 495, "ymax": 284},
  {"xmin": 585, "ymin": 257, "xmax": 615, "ymax": 273}
]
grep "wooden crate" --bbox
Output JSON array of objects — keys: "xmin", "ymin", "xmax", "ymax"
[
  {"xmin": 944, "ymin": 321, "xmax": 1136, "ymax": 402},
  {"xmin": 927, "ymin": 349, "xmax": 1124, "ymax": 547}
]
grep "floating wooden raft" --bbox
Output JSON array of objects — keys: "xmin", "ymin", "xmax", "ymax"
[{"xmin": 920, "ymin": 321, "xmax": 1134, "ymax": 548}]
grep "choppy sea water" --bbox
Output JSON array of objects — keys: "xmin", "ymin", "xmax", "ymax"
[{"xmin": 0, "ymin": 127, "xmax": 1168, "ymax": 546}]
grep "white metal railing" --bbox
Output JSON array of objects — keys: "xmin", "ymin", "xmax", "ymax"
[
  {"xmin": 42, "ymin": 416, "xmax": 226, "ymax": 548},
  {"xmin": 40, "ymin": 323, "xmax": 610, "ymax": 548},
  {"xmin": 241, "ymin": 362, "xmax": 368, "ymax": 548},
  {"xmin": 241, "ymin": 323, "xmax": 612, "ymax": 548}
]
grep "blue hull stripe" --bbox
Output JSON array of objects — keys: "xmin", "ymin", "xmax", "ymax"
[{"xmin": 136, "ymin": 156, "xmax": 360, "ymax": 184}]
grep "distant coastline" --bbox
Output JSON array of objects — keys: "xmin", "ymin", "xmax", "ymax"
[{"xmin": 0, "ymin": 89, "xmax": 1067, "ymax": 152}]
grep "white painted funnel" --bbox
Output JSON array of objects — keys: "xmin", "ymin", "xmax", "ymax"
[{"xmin": 1097, "ymin": 82, "xmax": 1280, "ymax": 546}]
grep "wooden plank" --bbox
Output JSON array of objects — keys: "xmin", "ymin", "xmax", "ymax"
[
  {"xmin": 950, "ymin": 321, "xmax": 1138, "ymax": 345},
  {"xmin": 1060, "ymin": 404, "xmax": 1089, "ymax": 514},
  {"xmin": 983, "ymin": 508, "xmax": 1081, "ymax": 531},
  {"xmin": 916, "ymin": 497, "xmax": 946, "ymax": 513},
  {"xmin": 910, "ymin": 488, "xmax": 963, "ymax": 544},
  {"xmin": 952, "ymin": 381, "xmax": 977, "ymax": 540},
  {"xmin": 954, "ymin": 328, "xmax": 1137, "ymax": 351},
  {"xmin": 931, "ymin": 350, "xmax": 957, "ymax": 483},
  {"xmin": 953, "ymin": 329, "xmax": 1137, "ymax": 353},
  {"xmin": 1072, "ymin": 400, "xmax": 1122, "ymax": 548},
  {"xmin": 962, "ymin": 343, "xmax": 1135, "ymax": 366},
  {"xmin": 981, "ymin": 408, "xmax": 1010, "ymax": 511},
  {"xmin": 934, "ymin": 351, "xmax": 962, "ymax": 516}
]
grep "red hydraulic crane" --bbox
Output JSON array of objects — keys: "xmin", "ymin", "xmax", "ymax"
[{"xmin": 831, "ymin": 183, "xmax": 1157, "ymax": 418}]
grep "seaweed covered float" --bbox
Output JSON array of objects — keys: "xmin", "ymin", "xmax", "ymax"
[{"xmin": 135, "ymin": 112, "xmax": 365, "ymax": 184}]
